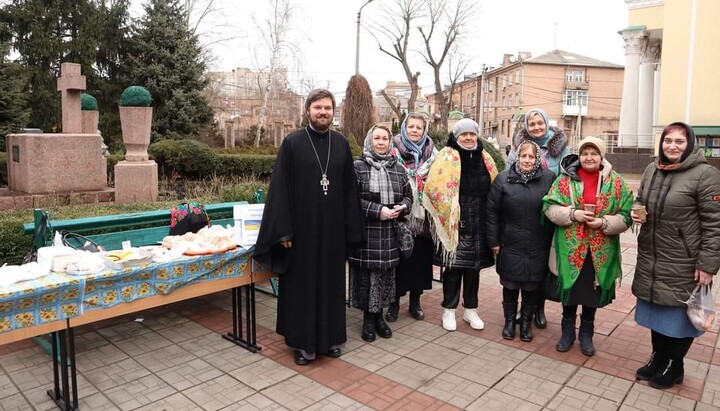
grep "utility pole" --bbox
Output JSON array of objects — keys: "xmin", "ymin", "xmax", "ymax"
[{"xmin": 355, "ymin": 0, "xmax": 375, "ymax": 75}]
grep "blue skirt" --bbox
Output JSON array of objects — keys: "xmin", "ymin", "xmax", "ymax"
[{"xmin": 635, "ymin": 298, "xmax": 704, "ymax": 338}]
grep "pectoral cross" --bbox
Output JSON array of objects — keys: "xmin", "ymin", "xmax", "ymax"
[{"xmin": 320, "ymin": 174, "xmax": 330, "ymax": 195}]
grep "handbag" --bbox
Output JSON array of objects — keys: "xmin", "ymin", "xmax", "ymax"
[
  {"xmin": 544, "ymin": 272, "xmax": 561, "ymax": 302},
  {"xmin": 394, "ymin": 222, "xmax": 414, "ymax": 259}
]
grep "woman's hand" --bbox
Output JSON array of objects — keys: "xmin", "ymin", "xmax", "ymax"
[
  {"xmin": 573, "ymin": 209, "xmax": 595, "ymax": 223},
  {"xmin": 586, "ymin": 217, "xmax": 603, "ymax": 229},
  {"xmin": 380, "ymin": 207, "xmax": 398, "ymax": 220},
  {"xmin": 630, "ymin": 210, "xmax": 646, "ymax": 224},
  {"xmin": 491, "ymin": 246, "xmax": 500, "ymax": 255},
  {"xmin": 280, "ymin": 240, "xmax": 293, "ymax": 249},
  {"xmin": 695, "ymin": 269, "xmax": 713, "ymax": 285}
]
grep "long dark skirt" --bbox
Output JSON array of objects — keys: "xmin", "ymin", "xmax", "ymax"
[
  {"xmin": 564, "ymin": 253, "xmax": 614, "ymax": 308},
  {"xmin": 349, "ymin": 267, "xmax": 396, "ymax": 313},
  {"xmin": 395, "ymin": 236, "xmax": 434, "ymax": 297}
]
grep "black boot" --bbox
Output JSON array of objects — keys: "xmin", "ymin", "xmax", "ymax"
[
  {"xmin": 534, "ymin": 297, "xmax": 547, "ymax": 329},
  {"xmin": 636, "ymin": 352, "xmax": 669, "ymax": 381},
  {"xmin": 361, "ymin": 310, "xmax": 376, "ymax": 342},
  {"xmin": 578, "ymin": 319, "xmax": 596, "ymax": 356},
  {"xmin": 386, "ymin": 299, "xmax": 399, "ymax": 322},
  {"xmin": 637, "ymin": 331, "xmax": 668, "ymax": 381},
  {"xmin": 650, "ymin": 336, "xmax": 692, "ymax": 389},
  {"xmin": 375, "ymin": 310, "xmax": 392, "ymax": 338},
  {"xmin": 556, "ymin": 316, "xmax": 576, "ymax": 352},
  {"xmin": 519, "ymin": 303, "xmax": 535, "ymax": 342},
  {"xmin": 409, "ymin": 293, "xmax": 425, "ymax": 320},
  {"xmin": 502, "ymin": 302, "xmax": 517, "ymax": 340},
  {"xmin": 650, "ymin": 359, "xmax": 684, "ymax": 389}
]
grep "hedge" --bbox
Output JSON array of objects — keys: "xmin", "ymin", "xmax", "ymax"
[
  {"xmin": 215, "ymin": 154, "xmax": 276, "ymax": 178},
  {"xmin": 149, "ymin": 139, "xmax": 218, "ymax": 178}
]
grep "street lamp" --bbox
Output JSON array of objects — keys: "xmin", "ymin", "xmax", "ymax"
[{"xmin": 355, "ymin": 0, "xmax": 375, "ymax": 75}]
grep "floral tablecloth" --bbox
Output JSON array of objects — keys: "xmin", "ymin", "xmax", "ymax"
[{"xmin": 0, "ymin": 247, "xmax": 253, "ymax": 335}]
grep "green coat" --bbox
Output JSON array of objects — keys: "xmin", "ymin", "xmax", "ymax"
[{"xmin": 631, "ymin": 149, "xmax": 720, "ymax": 307}]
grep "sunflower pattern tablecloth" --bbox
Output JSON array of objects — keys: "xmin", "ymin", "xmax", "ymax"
[{"xmin": 0, "ymin": 247, "xmax": 253, "ymax": 335}]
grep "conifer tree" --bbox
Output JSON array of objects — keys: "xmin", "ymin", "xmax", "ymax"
[
  {"xmin": 126, "ymin": 0, "xmax": 213, "ymax": 141},
  {"xmin": 0, "ymin": 38, "xmax": 30, "ymax": 149}
]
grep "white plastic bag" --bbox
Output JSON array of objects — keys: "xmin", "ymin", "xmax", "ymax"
[{"xmin": 685, "ymin": 285, "xmax": 716, "ymax": 331}]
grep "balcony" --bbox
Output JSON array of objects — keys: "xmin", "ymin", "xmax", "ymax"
[
  {"xmin": 565, "ymin": 80, "xmax": 589, "ymax": 90},
  {"xmin": 562, "ymin": 105, "xmax": 588, "ymax": 116}
]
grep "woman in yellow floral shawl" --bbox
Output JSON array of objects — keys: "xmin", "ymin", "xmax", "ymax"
[
  {"xmin": 424, "ymin": 118, "xmax": 498, "ymax": 332},
  {"xmin": 543, "ymin": 136, "xmax": 632, "ymax": 357}
]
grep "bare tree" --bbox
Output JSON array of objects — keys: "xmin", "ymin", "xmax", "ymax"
[
  {"xmin": 443, "ymin": 45, "xmax": 471, "ymax": 122},
  {"xmin": 370, "ymin": 0, "xmax": 423, "ymax": 114},
  {"xmin": 252, "ymin": 0, "xmax": 298, "ymax": 147},
  {"xmin": 419, "ymin": 0, "xmax": 476, "ymax": 131}
]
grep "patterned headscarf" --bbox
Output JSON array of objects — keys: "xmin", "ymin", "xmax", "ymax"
[
  {"xmin": 363, "ymin": 125, "xmax": 395, "ymax": 205},
  {"xmin": 400, "ymin": 113, "xmax": 430, "ymax": 166},
  {"xmin": 514, "ymin": 140, "xmax": 542, "ymax": 183}
]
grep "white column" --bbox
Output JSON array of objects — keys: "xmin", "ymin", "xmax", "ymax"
[
  {"xmin": 637, "ymin": 65, "xmax": 655, "ymax": 148},
  {"xmin": 618, "ymin": 28, "xmax": 647, "ymax": 147}
]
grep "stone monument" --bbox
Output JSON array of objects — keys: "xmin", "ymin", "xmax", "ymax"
[
  {"xmin": 113, "ymin": 86, "xmax": 158, "ymax": 204},
  {"xmin": 3, "ymin": 63, "xmax": 110, "ymax": 208}
]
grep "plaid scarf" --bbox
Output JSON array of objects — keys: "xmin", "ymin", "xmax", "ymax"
[
  {"xmin": 423, "ymin": 147, "xmax": 498, "ymax": 264},
  {"xmin": 362, "ymin": 128, "xmax": 395, "ymax": 204},
  {"xmin": 391, "ymin": 138, "xmax": 437, "ymax": 233}
]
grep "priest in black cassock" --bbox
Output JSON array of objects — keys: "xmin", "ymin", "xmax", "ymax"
[{"xmin": 254, "ymin": 89, "xmax": 363, "ymax": 366}]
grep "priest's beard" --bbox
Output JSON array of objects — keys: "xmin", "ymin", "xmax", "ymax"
[{"xmin": 309, "ymin": 117, "xmax": 332, "ymax": 133}]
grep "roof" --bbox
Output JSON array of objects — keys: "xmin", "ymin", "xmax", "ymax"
[{"xmin": 524, "ymin": 49, "xmax": 624, "ymax": 69}]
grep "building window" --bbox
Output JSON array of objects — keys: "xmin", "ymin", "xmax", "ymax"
[
  {"xmin": 471, "ymin": 92, "xmax": 476, "ymax": 107},
  {"xmin": 565, "ymin": 69, "xmax": 586, "ymax": 82},
  {"xmin": 515, "ymin": 93, "xmax": 520, "ymax": 107},
  {"xmin": 515, "ymin": 70, "xmax": 520, "ymax": 84},
  {"xmin": 501, "ymin": 96, "xmax": 506, "ymax": 110},
  {"xmin": 565, "ymin": 90, "xmax": 588, "ymax": 106}
]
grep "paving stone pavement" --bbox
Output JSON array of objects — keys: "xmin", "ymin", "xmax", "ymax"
[{"xmin": 2, "ymin": 230, "xmax": 720, "ymax": 410}]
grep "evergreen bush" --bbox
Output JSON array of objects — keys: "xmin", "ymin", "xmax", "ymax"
[
  {"xmin": 220, "ymin": 181, "xmax": 269, "ymax": 203},
  {"xmin": 148, "ymin": 139, "xmax": 217, "ymax": 177},
  {"xmin": 120, "ymin": 86, "xmax": 152, "ymax": 107},
  {"xmin": 81, "ymin": 93, "xmax": 98, "ymax": 111},
  {"xmin": 215, "ymin": 154, "xmax": 276, "ymax": 178},
  {"xmin": 346, "ymin": 134, "xmax": 363, "ymax": 159}
]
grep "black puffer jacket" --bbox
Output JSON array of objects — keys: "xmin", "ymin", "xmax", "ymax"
[
  {"xmin": 433, "ymin": 135, "xmax": 495, "ymax": 270},
  {"xmin": 349, "ymin": 158, "xmax": 413, "ymax": 270},
  {"xmin": 486, "ymin": 165, "xmax": 556, "ymax": 283}
]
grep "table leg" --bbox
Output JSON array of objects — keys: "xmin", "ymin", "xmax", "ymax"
[
  {"xmin": 46, "ymin": 327, "xmax": 78, "ymax": 410},
  {"xmin": 223, "ymin": 285, "xmax": 262, "ymax": 353}
]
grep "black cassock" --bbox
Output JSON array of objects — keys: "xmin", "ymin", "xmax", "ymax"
[{"xmin": 254, "ymin": 127, "xmax": 363, "ymax": 354}]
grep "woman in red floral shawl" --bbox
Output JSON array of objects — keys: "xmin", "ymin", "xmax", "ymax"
[{"xmin": 543, "ymin": 136, "xmax": 633, "ymax": 357}]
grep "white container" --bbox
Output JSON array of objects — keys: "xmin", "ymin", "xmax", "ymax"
[{"xmin": 37, "ymin": 246, "xmax": 76, "ymax": 272}]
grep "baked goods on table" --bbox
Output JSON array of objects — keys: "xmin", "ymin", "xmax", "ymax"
[{"xmin": 161, "ymin": 225, "xmax": 237, "ymax": 255}]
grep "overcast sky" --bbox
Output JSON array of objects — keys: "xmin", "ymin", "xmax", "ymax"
[{"xmin": 131, "ymin": 0, "xmax": 630, "ymax": 97}]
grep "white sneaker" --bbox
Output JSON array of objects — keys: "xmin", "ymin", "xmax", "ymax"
[
  {"xmin": 442, "ymin": 308, "xmax": 457, "ymax": 331},
  {"xmin": 463, "ymin": 309, "xmax": 485, "ymax": 330}
]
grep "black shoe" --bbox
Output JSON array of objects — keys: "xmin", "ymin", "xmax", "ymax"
[
  {"xmin": 361, "ymin": 311, "xmax": 376, "ymax": 342},
  {"xmin": 534, "ymin": 299, "xmax": 547, "ymax": 329},
  {"xmin": 502, "ymin": 302, "xmax": 518, "ymax": 340},
  {"xmin": 326, "ymin": 348, "xmax": 342, "ymax": 358},
  {"xmin": 294, "ymin": 350, "xmax": 310, "ymax": 365},
  {"xmin": 375, "ymin": 311, "xmax": 392, "ymax": 338},
  {"xmin": 650, "ymin": 359, "xmax": 684, "ymax": 389},
  {"xmin": 519, "ymin": 303, "xmax": 535, "ymax": 342},
  {"xmin": 556, "ymin": 316, "xmax": 576, "ymax": 352},
  {"xmin": 636, "ymin": 352, "xmax": 669, "ymax": 381},
  {"xmin": 578, "ymin": 319, "xmax": 595, "ymax": 356},
  {"xmin": 386, "ymin": 301, "xmax": 399, "ymax": 322},
  {"xmin": 409, "ymin": 294, "xmax": 425, "ymax": 320}
]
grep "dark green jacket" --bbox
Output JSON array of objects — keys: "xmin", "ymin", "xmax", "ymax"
[{"xmin": 632, "ymin": 148, "xmax": 720, "ymax": 307}]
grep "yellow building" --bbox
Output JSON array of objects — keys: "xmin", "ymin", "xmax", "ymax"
[{"xmin": 620, "ymin": 0, "xmax": 720, "ymax": 162}]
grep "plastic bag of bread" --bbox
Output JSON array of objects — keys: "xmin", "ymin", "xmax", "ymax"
[{"xmin": 684, "ymin": 285, "xmax": 716, "ymax": 331}]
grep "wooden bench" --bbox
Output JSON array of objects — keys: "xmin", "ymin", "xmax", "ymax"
[{"xmin": 18, "ymin": 203, "xmax": 268, "ymax": 411}]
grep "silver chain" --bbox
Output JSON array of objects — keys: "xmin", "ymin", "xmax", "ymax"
[{"xmin": 305, "ymin": 127, "xmax": 332, "ymax": 177}]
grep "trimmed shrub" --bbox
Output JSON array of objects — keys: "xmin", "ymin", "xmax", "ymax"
[
  {"xmin": 429, "ymin": 130, "xmax": 447, "ymax": 147},
  {"xmin": 105, "ymin": 154, "xmax": 124, "ymax": 184},
  {"xmin": 0, "ymin": 151, "xmax": 7, "ymax": 186},
  {"xmin": 216, "ymin": 146, "xmax": 279, "ymax": 155},
  {"xmin": 81, "ymin": 93, "xmax": 98, "ymax": 110},
  {"xmin": 149, "ymin": 139, "xmax": 217, "ymax": 178},
  {"xmin": 120, "ymin": 86, "xmax": 152, "ymax": 107},
  {"xmin": 215, "ymin": 154, "xmax": 276, "ymax": 178}
]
